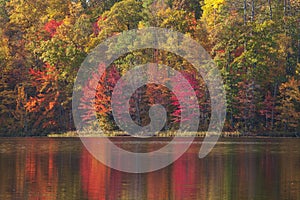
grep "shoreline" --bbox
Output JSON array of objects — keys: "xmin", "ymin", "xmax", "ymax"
[
  {"xmin": 47, "ymin": 131, "xmax": 299, "ymax": 138},
  {"xmin": 0, "ymin": 131, "xmax": 299, "ymax": 138}
]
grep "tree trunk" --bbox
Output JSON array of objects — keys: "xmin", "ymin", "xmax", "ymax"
[
  {"xmin": 251, "ymin": 0, "xmax": 255, "ymax": 22},
  {"xmin": 284, "ymin": 0, "xmax": 287, "ymax": 16},
  {"xmin": 243, "ymin": 0, "xmax": 247, "ymax": 25},
  {"xmin": 268, "ymin": 0, "xmax": 272, "ymax": 19},
  {"xmin": 271, "ymin": 83, "xmax": 277, "ymax": 130}
]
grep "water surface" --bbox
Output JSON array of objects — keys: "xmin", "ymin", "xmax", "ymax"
[{"xmin": 0, "ymin": 138, "xmax": 299, "ymax": 199}]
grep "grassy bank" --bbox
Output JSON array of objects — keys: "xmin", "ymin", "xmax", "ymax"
[
  {"xmin": 1, "ymin": 131, "xmax": 298, "ymax": 138},
  {"xmin": 47, "ymin": 131, "xmax": 300, "ymax": 138},
  {"xmin": 47, "ymin": 131, "xmax": 241, "ymax": 137}
]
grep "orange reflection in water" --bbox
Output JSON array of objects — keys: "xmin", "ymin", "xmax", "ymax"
[
  {"xmin": 23, "ymin": 140, "xmax": 58, "ymax": 200},
  {"xmin": 79, "ymin": 141, "xmax": 202, "ymax": 200},
  {"xmin": 80, "ymin": 147, "xmax": 122, "ymax": 200}
]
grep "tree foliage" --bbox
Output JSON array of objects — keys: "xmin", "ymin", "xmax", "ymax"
[{"xmin": 0, "ymin": 0, "xmax": 299, "ymax": 135}]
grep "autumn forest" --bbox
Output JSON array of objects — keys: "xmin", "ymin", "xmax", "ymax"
[{"xmin": 0, "ymin": 0, "xmax": 299, "ymax": 136}]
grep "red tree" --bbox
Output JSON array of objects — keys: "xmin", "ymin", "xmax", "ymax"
[
  {"xmin": 44, "ymin": 20, "xmax": 63, "ymax": 37},
  {"xmin": 26, "ymin": 64, "xmax": 60, "ymax": 131},
  {"xmin": 79, "ymin": 64, "xmax": 121, "ymax": 130},
  {"xmin": 170, "ymin": 71, "xmax": 204, "ymax": 129}
]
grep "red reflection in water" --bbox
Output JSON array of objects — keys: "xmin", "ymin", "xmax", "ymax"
[
  {"xmin": 172, "ymin": 153, "xmax": 197, "ymax": 200},
  {"xmin": 79, "ymin": 142, "xmax": 201, "ymax": 200},
  {"xmin": 2, "ymin": 138, "xmax": 300, "ymax": 199},
  {"xmin": 80, "ymin": 148, "xmax": 122, "ymax": 200}
]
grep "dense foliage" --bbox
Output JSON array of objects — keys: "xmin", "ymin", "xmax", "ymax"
[{"xmin": 0, "ymin": 0, "xmax": 299, "ymax": 135}]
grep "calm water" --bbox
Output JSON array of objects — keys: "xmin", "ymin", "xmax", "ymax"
[{"xmin": 0, "ymin": 137, "xmax": 299, "ymax": 200}]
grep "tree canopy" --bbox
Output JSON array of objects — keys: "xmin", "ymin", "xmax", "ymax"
[{"xmin": 0, "ymin": 0, "xmax": 299, "ymax": 135}]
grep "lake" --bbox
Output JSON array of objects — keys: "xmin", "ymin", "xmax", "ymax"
[{"xmin": 0, "ymin": 138, "xmax": 299, "ymax": 199}]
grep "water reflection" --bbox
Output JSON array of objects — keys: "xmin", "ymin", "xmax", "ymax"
[{"xmin": 0, "ymin": 138, "xmax": 299, "ymax": 199}]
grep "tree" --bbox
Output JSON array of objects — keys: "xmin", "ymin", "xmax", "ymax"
[
  {"xmin": 94, "ymin": 0, "xmax": 144, "ymax": 43},
  {"xmin": 79, "ymin": 64, "xmax": 122, "ymax": 131},
  {"xmin": 234, "ymin": 79, "xmax": 257, "ymax": 133},
  {"xmin": 170, "ymin": 70, "xmax": 204, "ymax": 130},
  {"xmin": 25, "ymin": 64, "xmax": 61, "ymax": 133},
  {"xmin": 0, "ymin": 0, "xmax": 299, "ymax": 135},
  {"xmin": 259, "ymin": 91, "xmax": 275, "ymax": 130},
  {"xmin": 276, "ymin": 77, "xmax": 300, "ymax": 131}
]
